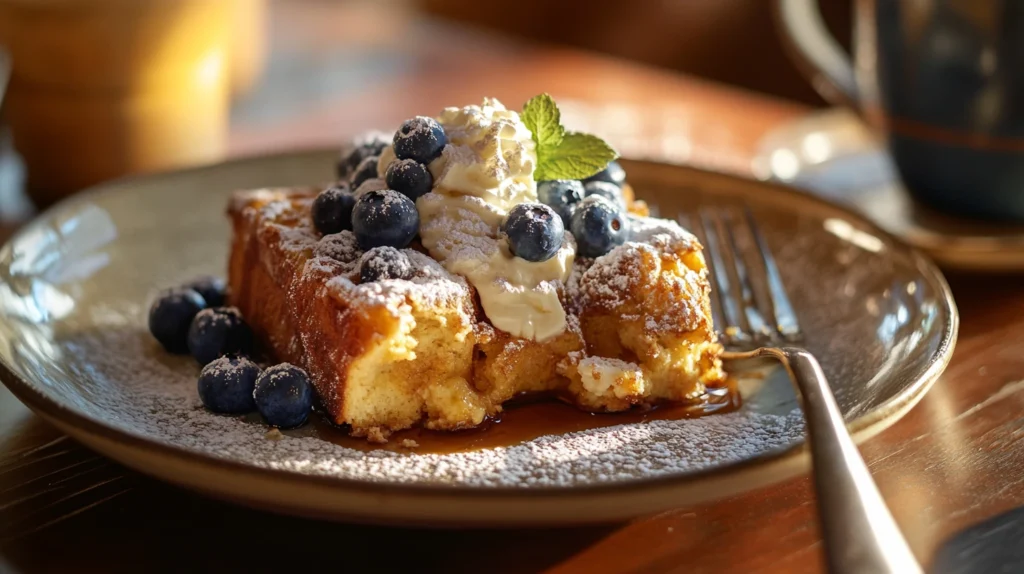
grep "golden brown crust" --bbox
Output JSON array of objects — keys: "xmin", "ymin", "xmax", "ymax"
[{"xmin": 227, "ymin": 188, "xmax": 318, "ymax": 365}]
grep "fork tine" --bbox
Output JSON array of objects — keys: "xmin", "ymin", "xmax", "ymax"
[
  {"xmin": 679, "ymin": 213, "xmax": 727, "ymax": 342},
  {"xmin": 720, "ymin": 208, "xmax": 772, "ymax": 344},
  {"xmin": 743, "ymin": 206, "xmax": 801, "ymax": 341},
  {"xmin": 698, "ymin": 207, "xmax": 751, "ymax": 347}
]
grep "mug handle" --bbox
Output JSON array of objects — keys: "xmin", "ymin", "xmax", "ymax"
[
  {"xmin": 0, "ymin": 46, "xmax": 9, "ymax": 110},
  {"xmin": 775, "ymin": 0, "xmax": 859, "ymax": 106}
]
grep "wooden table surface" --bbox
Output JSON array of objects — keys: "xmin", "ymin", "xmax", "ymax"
[{"xmin": 3, "ymin": 3, "xmax": 1023, "ymax": 573}]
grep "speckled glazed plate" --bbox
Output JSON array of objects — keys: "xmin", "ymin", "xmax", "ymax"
[{"xmin": 0, "ymin": 150, "xmax": 957, "ymax": 526}]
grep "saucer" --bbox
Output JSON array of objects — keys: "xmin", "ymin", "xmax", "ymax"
[{"xmin": 754, "ymin": 108, "xmax": 1024, "ymax": 271}]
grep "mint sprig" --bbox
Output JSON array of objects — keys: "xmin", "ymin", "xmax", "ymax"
[
  {"xmin": 522, "ymin": 93, "xmax": 565, "ymax": 148},
  {"xmin": 536, "ymin": 132, "xmax": 618, "ymax": 182},
  {"xmin": 521, "ymin": 93, "xmax": 618, "ymax": 181}
]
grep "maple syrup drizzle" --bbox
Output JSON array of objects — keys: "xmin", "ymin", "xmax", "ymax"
[{"xmin": 302, "ymin": 378, "xmax": 741, "ymax": 455}]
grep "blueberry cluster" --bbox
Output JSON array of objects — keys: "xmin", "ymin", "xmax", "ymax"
[
  {"xmin": 387, "ymin": 116, "xmax": 446, "ymax": 199},
  {"xmin": 336, "ymin": 132, "xmax": 389, "ymax": 182},
  {"xmin": 328, "ymin": 132, "xmax": 631, "ymax": 267},
  {"xmin": 521, "ymin": 160, "xmax": 631, "ymax": 260},
  {"xmin": 148, "ymin": 277, "xmax": 313, "ymax": 428},
  {"xmin": 148, "ymin": 276, "xmax": 234, "ymax": 355},
  {"xmin": 313, "ymin": 182, "xmax": 419, "ymax": 251},
  {"xmin": 314, "ymin": 121, "xmax": 449, "ymax": 275}
]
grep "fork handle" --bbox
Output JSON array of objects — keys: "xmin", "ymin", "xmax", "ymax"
[{"xmin": 772, "ymin": 347, "xmax": 922, "ymax": 574}]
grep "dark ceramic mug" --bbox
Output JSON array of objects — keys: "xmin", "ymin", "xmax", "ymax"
[{"xmin": 778, "ymin": 0, "xmax": 1024, "ymax": 221}]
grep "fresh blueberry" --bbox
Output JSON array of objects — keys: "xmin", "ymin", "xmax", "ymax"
[
  {"xmin": 187, "ymin": 307, "xmax": 255, "ymax": 365},
  {"xmin": 197, "ymin": 355, "xmax": 261, "ymax": 414},
  {"xmin": 183, "ymin": 275, "xmax": 227, "ymax": 308},
  {"xmin": 253, "ymin": 363, "xmax": 314, "ymax": 428},
  {"xmin": 359, "ymin": 246, "xmax": 415, "ymax": 283},
  {"xmin": 312, "ymin": 185, "xmax": 356, "ymax": 235},
  {"xmin": 582, "ymin": 159, "xmax": 627, "ymax": 188},
  {"xmin": 337, "ymin": 132, "xmax": 389, "ymax": 180},
  {"xmin": 351, "ymin": 189, "xmax": 420, "ymax": 250},
  {"xmin": 349, "ymin": 156, "xmax": 380, "ymax": 190},
  {"xmin": 537, "ymin": 180, "xmax": 584, "ymax": 227},
  {"xmin": 393, "ymin": 117, "xmax": 447, "ymax": 164},
  {"xmin": 385, "ymin": 159, "xmax": 433, "ymax": 201},
  {"xmin": 584, "ymin": 181, "xmax": 625, "ymax": 209},
  {"xmin": 502, "ymin": 203, "xmax": 564, "ymax": 262},
  {"xmin": 148, "ymin": 288, "xmax": 206, "ymax": 354},
  {"xmin": 570, "ymin": 196, "xmax": 629, "ymax": 258}
]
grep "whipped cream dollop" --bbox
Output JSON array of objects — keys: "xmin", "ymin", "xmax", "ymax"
[{"xmin": 413, "ymin": 98, "xmax": 575, "ymax": 341}]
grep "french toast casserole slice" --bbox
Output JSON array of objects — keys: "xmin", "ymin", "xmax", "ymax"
[{"xmin": 228, "ymin": 187, "xmax": 725, "ymax": 442}]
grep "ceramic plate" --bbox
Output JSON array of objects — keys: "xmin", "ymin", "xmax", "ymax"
[
  {"xmin": 755, "ymin": 108, "xmax": 1024, "ymax": 272},
  {"xmin": 0, "ymin": 151, "xmax": 957, "ymax": 526}
]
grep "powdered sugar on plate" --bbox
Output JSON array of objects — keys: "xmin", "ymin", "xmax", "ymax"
[{"xmin": 53, "ymin": 323, "xmax": 804, "ymax": 488}]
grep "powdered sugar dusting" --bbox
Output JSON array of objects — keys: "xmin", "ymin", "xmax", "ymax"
[
  {"xmin": 313, "ymin": 231, "xmax": 361, "ymax": 264},
  {"xmin": 396, "ymin": 116, "xmax": 441, "ymax": 142},
  {"xmin": 565, "ymin": 218, "xmax": 707, "ymax": 332},
  {"xmin": 236, "ymin": 190, "xmax": 478, "ymax": 335},
  {"xmin": 276, "ymin": 224, "xmax": 318, "ymax": 256},
  {"xmin": 323, "ymin": 248, "xmax": 474, "ymax": 316},
  {"xmin": 55, "ymin": 326, "xmax": 805, "ymax": 487},
  {"xmin": 628, "ymin": 214, "xmax": 698, "ymax": 245},
  {"xmin": 298, "ymin": 230, "xmax": 476, "ymax": 322},
  {"xmin": 418, "ymin": 193, "xmax": 502, "ymax": 262}
]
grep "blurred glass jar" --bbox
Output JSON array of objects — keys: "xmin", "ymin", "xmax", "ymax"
[
  {"xmin": 0, "ymin": 0, "xmax": 236, "ymax": 207},
  {"xmin": 230, "ymin": 0, "xmax": 268, "ymax": 98}
]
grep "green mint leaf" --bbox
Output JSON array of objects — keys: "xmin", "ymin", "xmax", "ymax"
[
  {"xmin": 535, "ymin": 132, "xmax": 618, "ymax": 181},
  {"xmin": 521, "ymin": 93, "xmax": 619, "ymax": 181},
  {"xmin": 521, "ymin": 93, "xmax": 564, "ymax": 149}
]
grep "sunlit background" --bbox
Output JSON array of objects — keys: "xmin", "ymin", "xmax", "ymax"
[{"xmin": 0, "ymin": 0, "xmax": 854, "ymax": 227}]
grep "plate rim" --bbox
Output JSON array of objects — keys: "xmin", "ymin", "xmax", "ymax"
[{"xmin": 0, "ymin": 150, "xmax": 959, "ymax": 522}]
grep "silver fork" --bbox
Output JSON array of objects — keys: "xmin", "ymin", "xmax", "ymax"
[{"xmin": 683, "ymin": 206, "xmax": 922, "ymax": 574}]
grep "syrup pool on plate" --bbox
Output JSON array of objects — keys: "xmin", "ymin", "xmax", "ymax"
[{"xmin": 291, "ymin": 378, "xmax": 741, "ymax": 455}]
